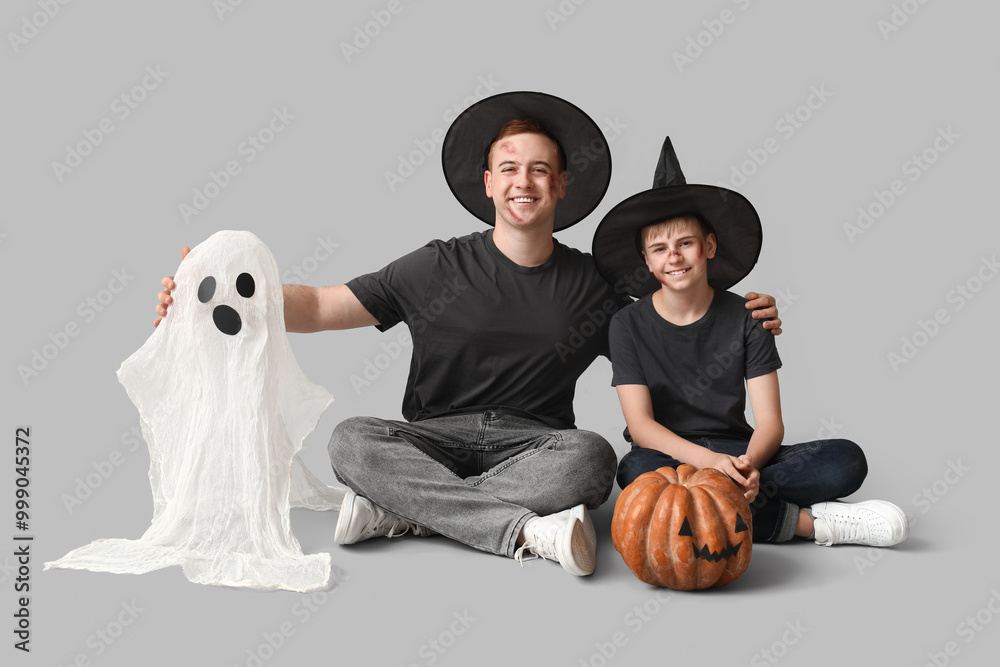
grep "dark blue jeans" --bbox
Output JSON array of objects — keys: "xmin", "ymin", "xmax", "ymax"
[{"xmin": 617, "ymin": 438, "xmax": 868, "ymax": 542}]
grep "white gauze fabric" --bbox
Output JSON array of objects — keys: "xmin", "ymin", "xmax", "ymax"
[{"xmin": 45, "ymin": 230, "xmax": 345, "ymax": 592}]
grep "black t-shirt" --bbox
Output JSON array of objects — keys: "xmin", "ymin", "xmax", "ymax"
[
  {"xmin": 347, "ymin": 230, "xmax": 631, "ymax": 429},
  {"xmin": 609, "ymin": 289, "xmax": 782, "ymax": 442}
]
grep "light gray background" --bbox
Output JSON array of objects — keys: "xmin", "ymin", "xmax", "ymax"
[{"xmin": 4, "ymin": 2, "xmax": 998, "ymax": 665}]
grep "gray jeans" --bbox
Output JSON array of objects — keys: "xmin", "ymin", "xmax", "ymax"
[{"xmin": 328, "ymin": 409, "xmax": 617, "ymax": 558}]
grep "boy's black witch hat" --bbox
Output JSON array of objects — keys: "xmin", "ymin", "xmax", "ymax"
[
  {"xmin": 442, "ymin": 91, "xmax": 611, "ymax": 232},
  {"xmin": 592, "ymin": 137, "xmax": 762, "ymax": 297}
]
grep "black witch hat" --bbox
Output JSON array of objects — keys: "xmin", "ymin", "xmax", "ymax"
[
  {"xmin": 442, "ymin": 91, "xmax": 612, "ymax": 232},
  {"xmin": 592, "ymin": 137, "xmax": 762, "ymax": 297}
]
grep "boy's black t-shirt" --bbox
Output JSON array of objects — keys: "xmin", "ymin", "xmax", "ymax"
[
  {"xmin": 347, "ymin": 230, "xmax": 630, "ymax": 429},
  {"xmin": 609, "ymin": 289, "xmax": 782, "ymax": 442}
]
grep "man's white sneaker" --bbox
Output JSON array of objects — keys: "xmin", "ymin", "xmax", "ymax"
[
  {"xmin": 811, "ymin": 500, "xmax": 909, "ymax": 547},
  {"xmin": 514, "ymin": 505, "xmax": 595, "ymax": 576},
  {"xmin": 334, "ymin": 490, "xmax": 433, "ymax": 545}
]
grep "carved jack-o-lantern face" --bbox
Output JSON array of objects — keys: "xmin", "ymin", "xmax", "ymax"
[
  {"xmin": 680, "ymin": 510, "xmax": 749, "ymax": 563},
  {"xmin": 612, "ymin": 464, "xmax": 753, "ymax": 590}
]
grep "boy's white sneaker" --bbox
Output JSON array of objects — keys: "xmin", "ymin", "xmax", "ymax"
[
  {"xmin": 514, "ymin": 504, "xmax": 596, "ymax": 576},
  {"xmin": 811, "ymin": 500, "xmax": 909, "ymax": 547},
  {"xmin": 334, "ymin": 490, "xmax": 433, "ymax": 545}
]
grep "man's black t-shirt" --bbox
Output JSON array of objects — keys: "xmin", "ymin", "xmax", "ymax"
[
  {"xmin": 609, "ymin": 289, "xmax": 782, "ymax": 442},
  {"xmin": 347, "ymin": 230, "xmax": 630, "ymax": 429}
]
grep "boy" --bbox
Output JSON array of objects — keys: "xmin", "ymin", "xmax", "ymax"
[{"xmin": 592, "ymin": 138, "xmax": 908, "ymax": 547}]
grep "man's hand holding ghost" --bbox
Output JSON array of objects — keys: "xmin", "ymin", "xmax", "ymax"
[
  {"xmin": 155, "ymin": 246, "xmax": 190, "ymax": 328},
  {"xmin": 155, "ymin": 245, "xmax": 378, "ymax": 332}
]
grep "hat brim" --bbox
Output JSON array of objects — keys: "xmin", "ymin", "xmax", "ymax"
[
  {"xmin": 592, "ymin": 184, "xmax": 762, "ymax": 297},
  {"xmin": 442, "ymin": 91, "xmax": 611, "ymax": 232}
]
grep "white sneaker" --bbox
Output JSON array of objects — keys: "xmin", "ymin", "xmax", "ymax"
[
  {"xmin": 811, "ymin": 500, "xmax": 909, "ymax": 547},
  {"xmin": 334, "ymin": 490, "xmax": 433, "ymax": 545},
  {"xmin": 514, "ymin": 504, "xmax": 595, "ymax": 576}
]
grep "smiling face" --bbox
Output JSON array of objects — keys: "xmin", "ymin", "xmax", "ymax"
[
  {"xmin": 641, "ymin": 216, "xmax": 717, "ymax": 292},
  {"xmin": 483, "ymin": 132, "xmax": 567, "ymax": 232}
]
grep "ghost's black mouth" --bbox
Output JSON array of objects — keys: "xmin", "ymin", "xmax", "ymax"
[
  {"xmin": 213, "ymin": 305, "xmax": 242, "ymax": 336},
  {"xmin": 693, "ymin": 541, "xmax": 744, "ymax": 563}
]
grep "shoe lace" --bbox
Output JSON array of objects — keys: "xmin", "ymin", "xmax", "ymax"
[
  {"xmin": 385, "ymin": 520, "xmax": 412, "ymax": 538},
  {"xmin": 513, "ymin": 522, "xmax": 559, "ymax": 566},
  {"xmin": 513, "ymin": 542, "xmax": 541, "ymax": 566},
  {"xmin": 824, "ymin": 512, "xmax": 869, "ymax": 544},
  {"xmin": 366, "ymin": 508, "xmax": 414, "ymax": 539}
]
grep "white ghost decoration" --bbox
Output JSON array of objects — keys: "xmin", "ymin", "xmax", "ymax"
[{"xmin": 46, "ymin": 230, "xmax": 345, "ymax": 592}]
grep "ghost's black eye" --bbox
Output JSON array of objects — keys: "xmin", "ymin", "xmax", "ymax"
[
  {"xmin": 678, "ymin": 517, "xmax": 693, "ymax": 537},
  {"xmin": 735, "ymin": 514, "xmax": 749, "ymax": 533},
  {"xmin": 236, "ymin": 273, "xmax": 255, "ymax": 298},
  {"xmin": 198, "ymin": 276, "xmax": 216, "ymax": 303}
]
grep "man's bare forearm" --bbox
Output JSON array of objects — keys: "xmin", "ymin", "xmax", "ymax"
[
  {"xmin": 284, "ymin": 284, "xmax": 321, "ymax": 332},
  {"xmin": 283, "ymin": 283, "xmax": 379, "ymax": 333}
]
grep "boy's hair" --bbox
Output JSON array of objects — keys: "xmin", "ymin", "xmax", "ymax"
[
  {"xmin": 638, "ymin": 215, "xmax": 716, "ymax": 255},
  {"xmin": 486, "ymin": 119, "xmax": 567, "ymax": 173}
]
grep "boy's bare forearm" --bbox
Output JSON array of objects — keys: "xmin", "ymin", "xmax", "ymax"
[
  {"xmin": 629, "ymin": 417, "xmax": 714, "ymax": 469},
  {"xmin": 617, "ymin": 384, "xmax": 715, "ymax": 469},
  {"xmin": 745, "ymin": 420, "xmax": 784, "ymax": 468}
]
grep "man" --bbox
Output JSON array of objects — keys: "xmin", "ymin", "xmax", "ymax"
[{"xmin": 156, "ymin": 92, "xmax": 781, "ymax": 576}]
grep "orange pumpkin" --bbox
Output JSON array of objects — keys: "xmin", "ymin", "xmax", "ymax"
[{"xmin": 612, "ymin": 464, "xmax": 752, "ymax": 590}]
